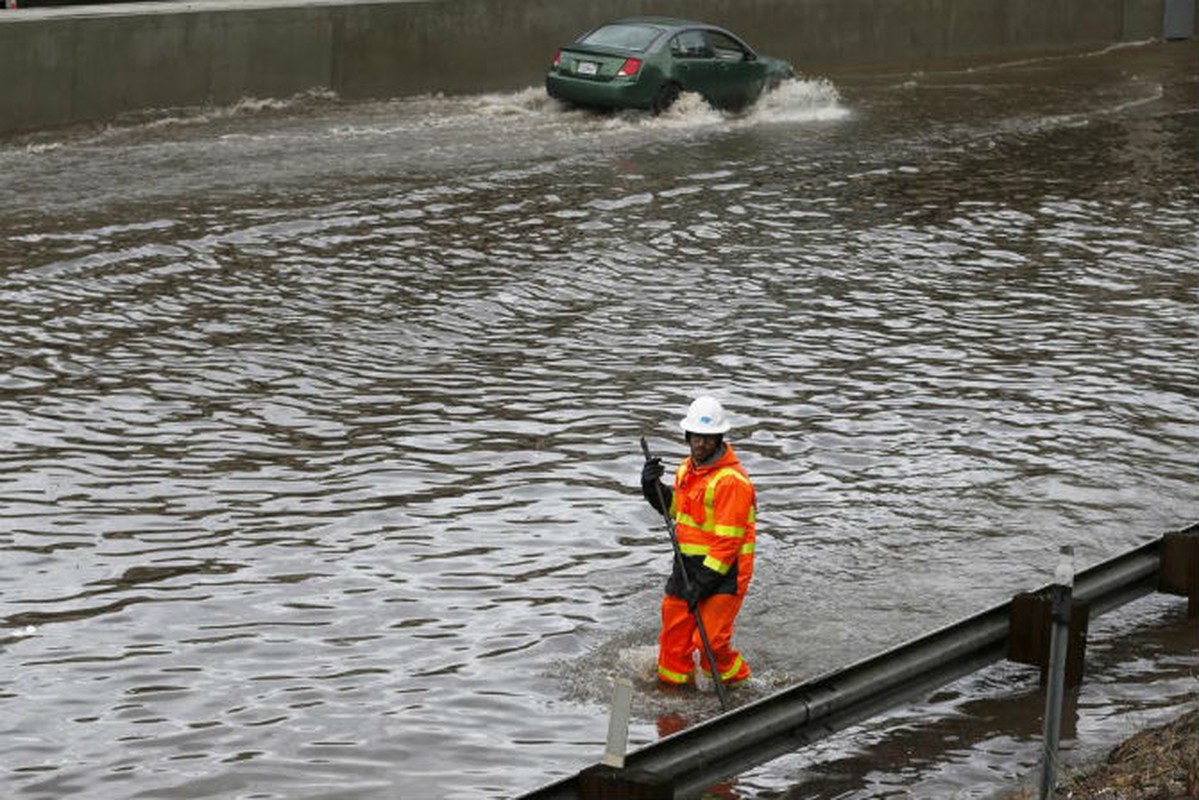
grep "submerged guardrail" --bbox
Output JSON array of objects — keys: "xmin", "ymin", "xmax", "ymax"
[{"xmin": 518, "ymin": 523, "xmax": 1198, "ymax": 800}]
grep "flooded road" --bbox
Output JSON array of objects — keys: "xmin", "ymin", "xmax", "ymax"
[{"xmin": 1, "ymin": 40, "xmax": 1197, "ymax": 800}]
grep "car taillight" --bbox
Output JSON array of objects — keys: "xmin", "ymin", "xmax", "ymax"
[
  {"xmin": 552, "ymin": 49, "xmax": 562, "ymax": 69},
  {"xmin": 616, "ymin": 58, "xmax": 642, "ymax": 77}
]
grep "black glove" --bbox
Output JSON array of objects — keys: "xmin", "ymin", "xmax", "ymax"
[
  {"xmin": 683, "ymin": 565, "xmax": 723, "ymax": 611},
  {"xmin": 641, "ymin": 457, "xmax": 673, "ymax": 513},
  {"xmin": 641, "ymin": 456, "xmax": 664, "ymax": 487}
]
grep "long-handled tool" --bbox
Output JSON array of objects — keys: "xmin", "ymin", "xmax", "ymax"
[{"xmin": 640, "ymin": 436, "xmax": 730, "ymax": 712}]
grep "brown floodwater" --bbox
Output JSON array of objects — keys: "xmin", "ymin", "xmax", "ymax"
[{"xmin": 1, "ymin": 39, "xmax": 1196, "ymax": 800}]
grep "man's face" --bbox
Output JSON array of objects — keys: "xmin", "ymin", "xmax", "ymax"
[{"xmin": 686, "ymin": 432, "xmax": 722, "ymax": 465}]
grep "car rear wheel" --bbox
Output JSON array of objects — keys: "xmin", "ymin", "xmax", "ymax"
[{"xmin": 650, "ymin": 82, "xmax": 681, "ymax": 115}]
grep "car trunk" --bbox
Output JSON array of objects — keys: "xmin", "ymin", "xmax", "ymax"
[{"xmin": 556, "ymin": 47, "xmax": 638, "ymax": 81}]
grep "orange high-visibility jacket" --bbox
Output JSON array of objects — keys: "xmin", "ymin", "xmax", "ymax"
[{"xmin": 669, "ymin": 443, "xmax": 757, "ymax": 596}]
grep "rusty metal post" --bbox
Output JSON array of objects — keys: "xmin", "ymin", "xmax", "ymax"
[
  {"xmin": 578, "ymin": 764, "xmax": 672, "ymax": 800},
  {"xmin": 1008, "ymin": 593, "xmax": 1088, "ymax": 689},
  {"xmin": 1158, "ymin": 528, "xmax": 1199, "ymax": 617}
]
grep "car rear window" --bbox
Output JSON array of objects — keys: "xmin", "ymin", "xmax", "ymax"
[{"xmin": 579, "ymin": 23, "xmax": 664, "ymax": 52}]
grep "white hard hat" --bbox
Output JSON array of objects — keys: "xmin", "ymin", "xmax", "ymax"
[{"xmin": 680, "ymin": 395, "xmax": 731, "ymax": 434}]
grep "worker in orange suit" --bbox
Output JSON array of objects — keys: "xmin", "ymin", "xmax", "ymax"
[{"xmin": 641, "ymin": 395, "xmax": 756, "ymax": 688}]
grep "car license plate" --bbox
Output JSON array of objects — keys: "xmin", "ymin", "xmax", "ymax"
[{"xmin": 577, "ymin": 61, "xmax": 599, "ymax": 76}]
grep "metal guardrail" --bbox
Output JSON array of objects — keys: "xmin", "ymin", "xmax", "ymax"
[{"xmin": 518, "ymin": 525, "xmax": 1195, "ymax": 800}]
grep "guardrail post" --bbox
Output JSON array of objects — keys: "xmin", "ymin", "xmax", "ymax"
[
  {"xmin": 579, "ymin": 678, "xmax": 671, "ymax": 800},
  {"xmin": 601, "ymin": 679, "xmax": 634, "ymax": 769},
  {"xmin": 1007, "ymin": 594, "xmax": 1088, "ymax": 689},
  {"xmin": 1037, "ymin": 546, "xmax": 1075, "ymax": 800},
  {"xmin": 1158, "ymin": 527, "xmax": 1199, "ymax": 617}
]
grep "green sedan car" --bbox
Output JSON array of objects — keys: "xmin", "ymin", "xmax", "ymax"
[{"xmin": 545, "ymin": 17, "xmax": 795, "ymax": 114}]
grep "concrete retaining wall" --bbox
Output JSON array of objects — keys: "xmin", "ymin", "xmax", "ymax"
[{"xmin": 0, "ymin": 0, "xmax": 1187, "ymax": 136}]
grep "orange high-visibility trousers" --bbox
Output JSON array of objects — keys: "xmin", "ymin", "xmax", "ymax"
[{"xmin": 657, "ymin": 593, "xmax": 750, "ymax": 686}]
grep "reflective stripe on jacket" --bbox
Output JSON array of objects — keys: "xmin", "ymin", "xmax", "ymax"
[{"xmin": 668, "ymin": 443, "xmax": 756, "ymax": 596}]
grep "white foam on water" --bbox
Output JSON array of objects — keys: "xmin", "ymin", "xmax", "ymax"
[
  {"xmin": 470, "ymin": 76, "xmax": 848, "ymax": 133},
  {"xmin": 121, "ymin": 88, "xmax": 340, "ymax": 132},
  {"xmin": 745, "ymin": 76, "xmax": 851, "ymax": 124},
  {"xmin": 617, "ymin": 643, "xmax": 661, "ymax": 684},
  {"xmin": 554, "ymin": 635, "xmax": 789, "ymax": 728},
  {"xmin": 634, "ymin": 91, "xmax": 728, "ymax": 128},
  {"xmin": 604, "ymin": 77, "xmax": 848, "ymax": 130},
  {"xmin": 474, "ymin": 85, "xmax": 562, "ymax": 118}
]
